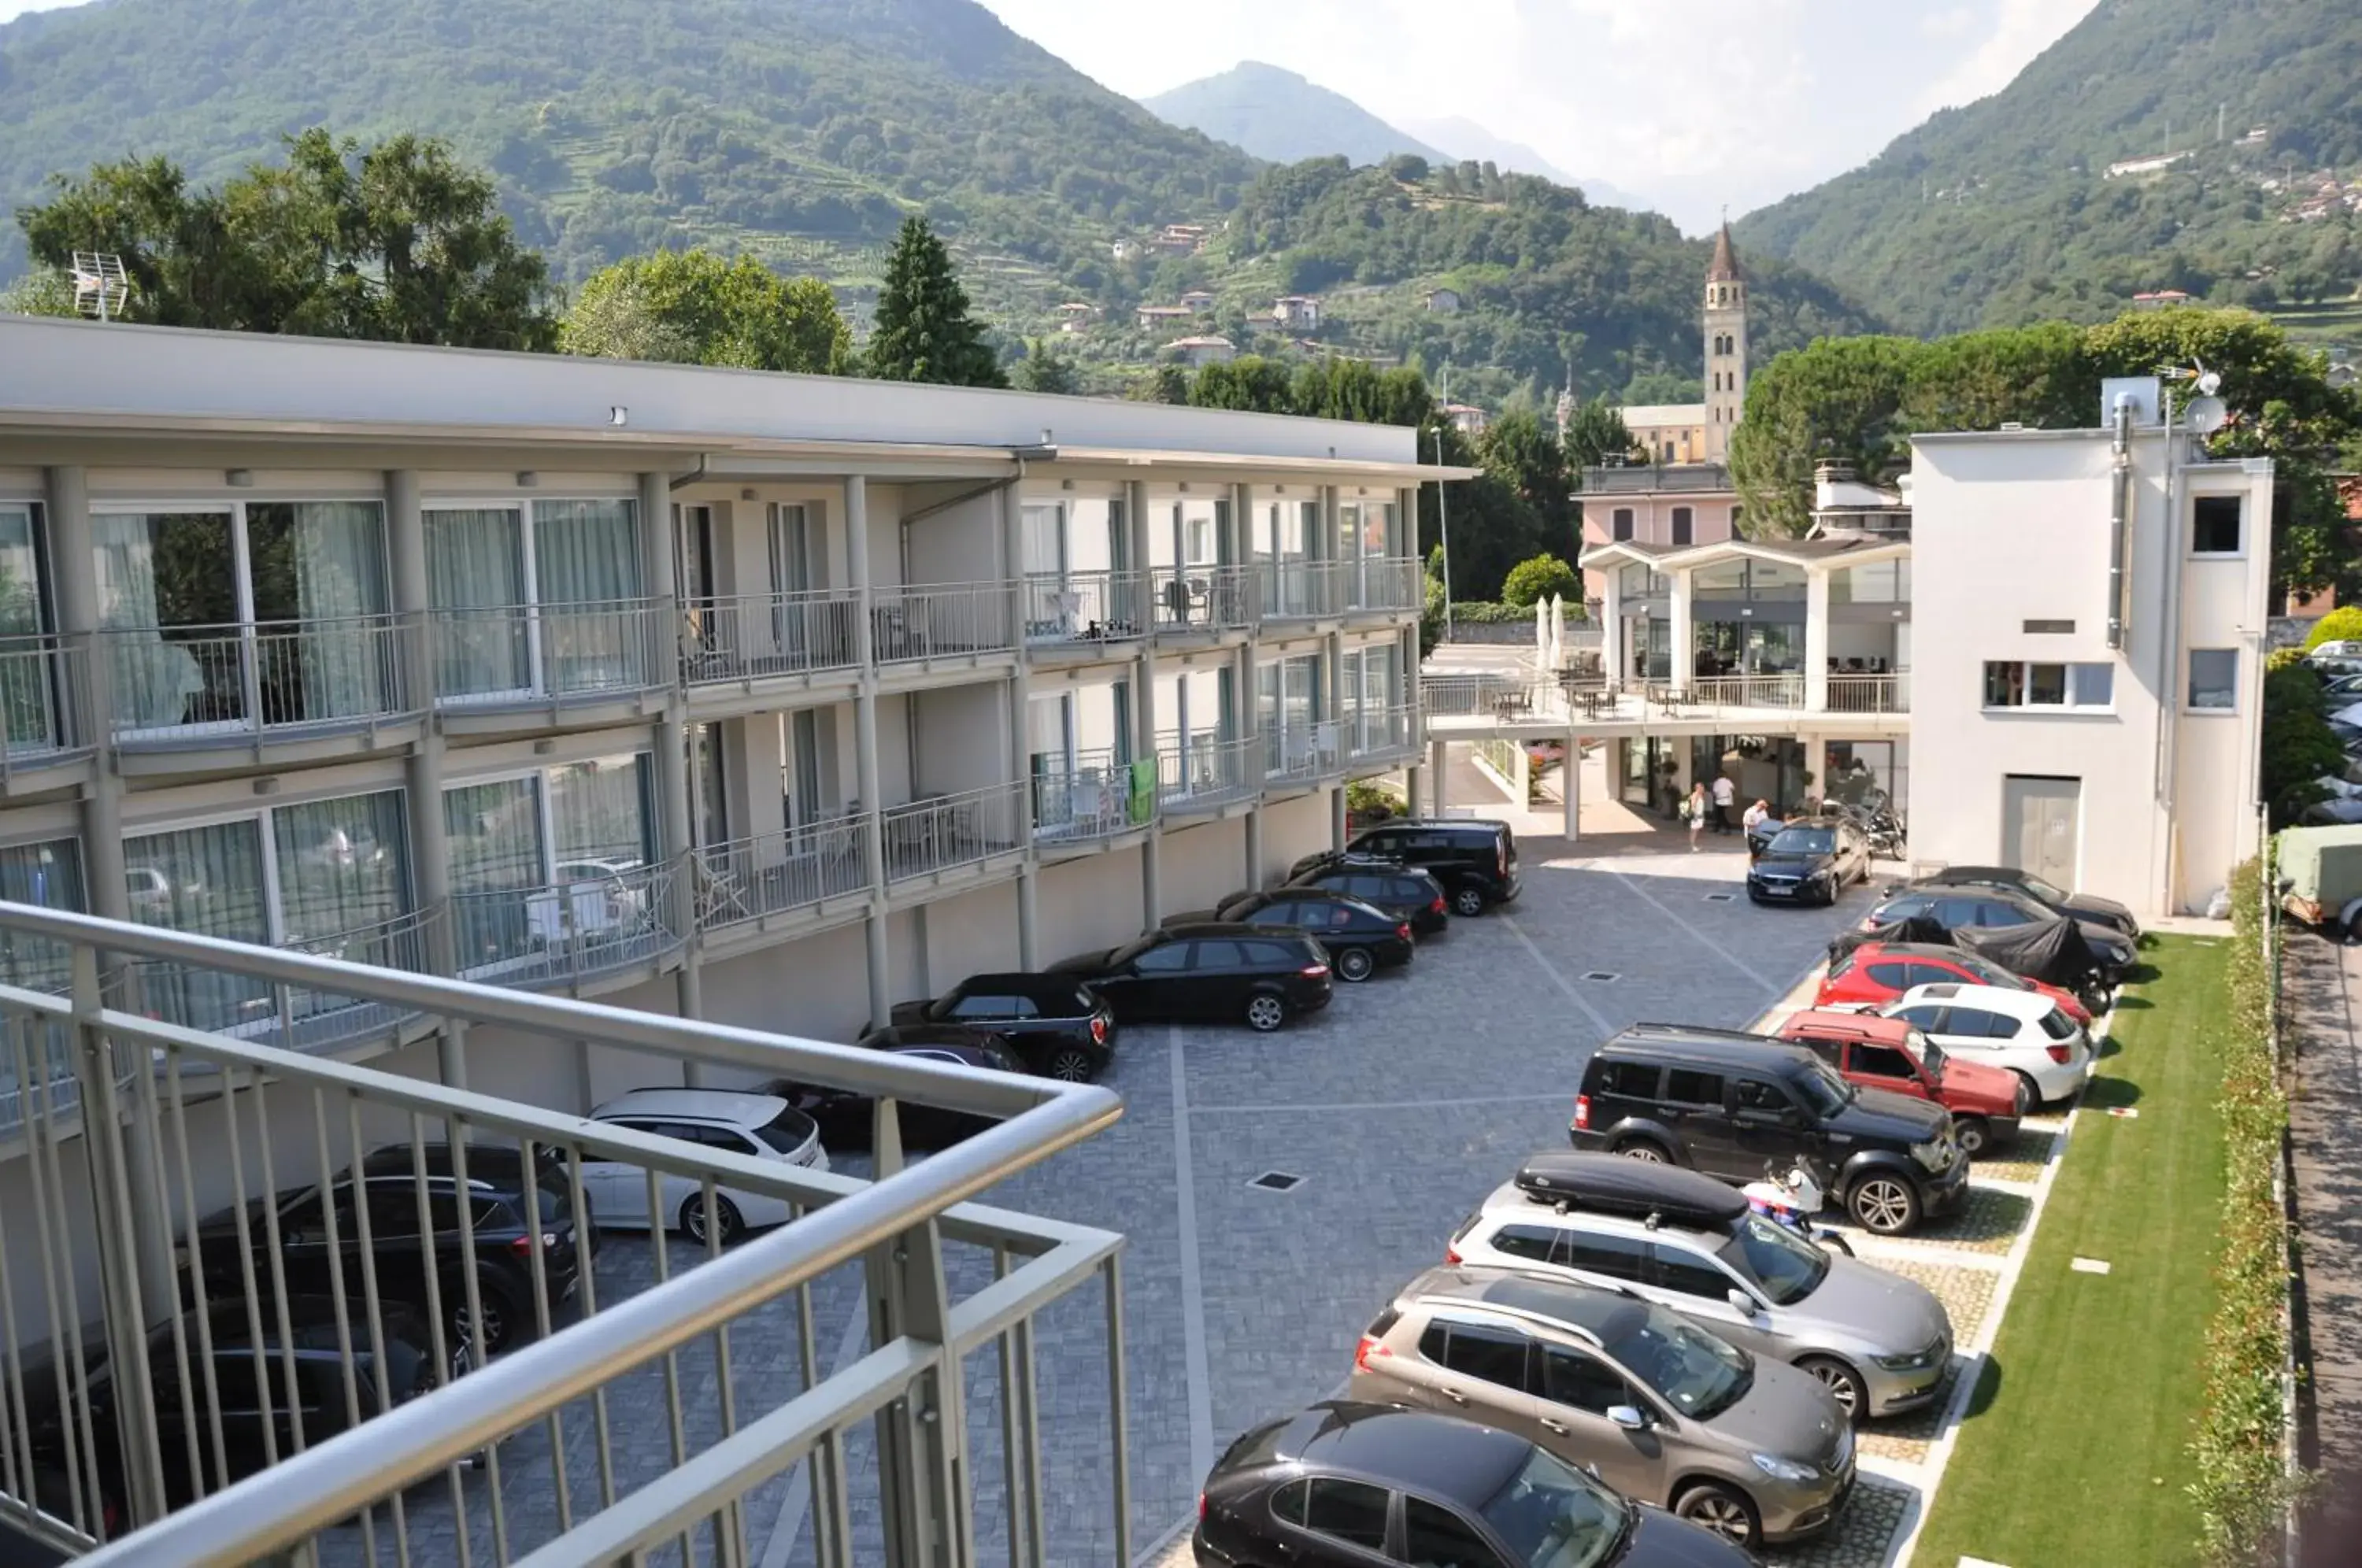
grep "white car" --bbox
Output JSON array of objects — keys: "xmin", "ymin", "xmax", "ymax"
[
  {"xmin": 583, "ymin": 1089, "xmax": 829, "ymax": 1244},
  {"xmin": 1879, "ymin": 982, "xmax": 2090, "ymax": 1106}
]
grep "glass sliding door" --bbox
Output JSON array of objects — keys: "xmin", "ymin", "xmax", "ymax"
[
  {"xmin": 0, "ymin": 838, "xmax": 83, "ymax": 993},
  {"xmin": 246, "ymin": 501, "xmax": 392, "ymax": 726},
  {"xmin": 446, "ymin": 777, "xmax": 545, "ymax": 974},
  {"xmin": 535, "ymin": 500, "xmax": 646, "ymax": 696},
  {"xmin": 94, "ymin": 511, "xmax": 241, "ymax": 732},
  {"xmin": 0, "ymin": 505, "xmax": 59, "ymax": 754},
  {"xmin": 124, "ymin": 817, "xmax": 271, "ymax": 1034},
  {"xmin": 425, "ymin": 506, "xmax": 531, "ymax": 701}
]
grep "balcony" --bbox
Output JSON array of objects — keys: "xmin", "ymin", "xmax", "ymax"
[
  {"xmin": 1033, "ymin": 749, "xmax": 1151, "ymax": 847},
  {"xmin": 693, "ymin": 814, "xmax": 873, "ymax": 934},
  {"xmin": 882, "ymin": 781, "xmax": 1027, "ymax": 886},
  {"xmin": 431, "ymin": 598, "xmax": 667, "ymax": 714},
  {"xmin": 450, "ymin": 862, "xmax": 682, "ymax": 988},
  {"xmin": 1346, "ymin": 701, "xmax": 1419, "ymax": 764},
  {"xmin": 682, "ymin": 590, "xmax": 860, "ymax": 687},
  {"xmin": 872, "ymin": 579, "xmax": 1016, "ymax": 666},
  {"xmin": 1261, "ymin": 559, "xmax": 1422, "ymax": 620},
  {"xmin": 120, "ymin": 908, "xmax": 437, "ymax": 1054},
  {"xmin": 1264, "ymin": 720, "xmax": 1344, "ymax": 786},
  {"xmin": 0, "ymin": 634, "xmax": 93, "ymax": 783},
  {"xmin": 1690, "ymin": 673, "xmax": 1805, "ymax": 710},
  {"xmin": 1150, "ymin": 564, "xmax": 1258, "ymax": 634},
  {"xmin": 1828, "ymin": 671, "xmax": 1910, "ymax": 713},
  {"xmin": 1418, "ymin": 671, "xmax": 1913, "ymax": 732},
  {"xmin": 1353, "ymin": 557, "xmax": 1425, "ymax": 613},
  {"xmin": 104, "ymin": 615, "xmax": 413, "ymax": 749},
  {"xmin": 1022, "ymin": 570, "xmax": 1146, "ymax": 648},
  {"xmin": 1157, "ymin": 733, "xmax": 1259, "ymax": 814}
]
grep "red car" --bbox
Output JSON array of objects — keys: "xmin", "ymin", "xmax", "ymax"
[
  {"xmin": 1776, "ymin": 1010, "xmax": 2026, "ymax": 1156},
  {"xmin": 1816, "ymin": 941, "xmax": 2094, "ymax": 1026}
]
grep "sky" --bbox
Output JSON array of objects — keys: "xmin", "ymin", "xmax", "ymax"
[{"xmin": 0, "ymin": 0, "xmax": 2098, "ymax": 233}]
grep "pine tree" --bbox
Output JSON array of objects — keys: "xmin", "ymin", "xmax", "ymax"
[{"xmin": 864, "ymin": 217, "xmax": 1006, "ymax": 388}]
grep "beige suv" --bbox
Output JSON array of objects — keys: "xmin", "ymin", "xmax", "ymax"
[{"xmin": 1349, "ymin": 1265, "xmax": 1856, "ymax": 1549}]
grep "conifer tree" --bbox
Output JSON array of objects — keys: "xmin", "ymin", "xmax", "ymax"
[{"xmin": 865, "ymin": 217, "xmax": 1005, "ymax": 388}]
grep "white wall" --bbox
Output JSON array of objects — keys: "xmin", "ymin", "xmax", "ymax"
[
  {"xmin": 911, "ymin": 682, "xmax": 1011, "ymax": 797},
  {"xmin": 1259, "ymin": 793, "xmax": 1334, "ymax": 886},
  {"xmin": 904, "ymin": 486, "xmax": 1001, "ymax": 585},
  {"xmin": 1037, "ymin": 848, "xmax": 1150, "ymax": 960},
  {"xmin": 1163, "ymin": 818, "xmax": 1249, "ymax": 912}
]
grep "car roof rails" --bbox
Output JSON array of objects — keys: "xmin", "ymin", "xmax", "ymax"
[{"xmin": 1512, "ymin": 1152, "xmax": 1749, "ymax": 1228}]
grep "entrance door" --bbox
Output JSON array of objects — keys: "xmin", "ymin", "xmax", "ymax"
[{"xmin": 2002, "ymin": 776, "xmax": 2080, "ymax": 889}]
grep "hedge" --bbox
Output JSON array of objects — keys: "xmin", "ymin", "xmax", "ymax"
[
  {"xmin": 2188, "ymin": 856, "xmax": 2305, "ymax": 1564},
  {"xmin": 1446, "ymin": 601, "xmax": 1532, "ymax": 624}
]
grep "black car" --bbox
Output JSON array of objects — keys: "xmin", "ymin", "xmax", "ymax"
[
  {"xmin": 27, "ymin": 1297, "xmax": 435, "ymax": 1516},
  {"xmin": 1907, "ymin": 866, "xmax": 2140, "ymax": 940},
  {"xmin": 887, "ymin": 972, "xmax": 1116, "ymax": 1082},
  {"xmin": 1196, "ymin": 889, "xmax": 1414, "ymax": 983},
  {"xmin": 1298, "ymin": 819, "xmax": 1520, "ymax": 918},
  {"xmin": 1284, "ymin": 856, "xmax": 1451, "ymax": 936},
  {"xmin": 1195, "ymin": 1400, "xmax": 1751, "ymax": 1568},
  {"xmin": 768, "ymin": 1030, "xmax": 1022, "ymax": 1151},
  {"xmin": 1571, "ymin": 1026, "xmax": 1968, "ymax": 1236},
  {"xmin": 1747, "ymin": 818, "xmax": 1871, "ymax": 906},
  {"xmin": 1050, "ymin": 924, "xmax": 1333, "ymax": 1033},
  {"xmin": 195, "ymin": 1147, "xmax": 587, "ymax": 1355},
  {"xmin": 1862, "ymin": 886, "xmax": 2136, "ymax": 982}
]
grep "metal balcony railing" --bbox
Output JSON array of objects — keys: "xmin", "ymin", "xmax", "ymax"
[
  {"xmin": 104, "ymin": 616, "xmax": 412, "ymax": 745},
  {"xmin": 1149, "ymin": 564, "xmax": 1257, "ymax": 633},
  {"xmin": 1827, "ymin": 672, "xmax": 1910, "ymax": 713},
  {"xmin": 0, "ymin": 634, "xmax": 92, "ymax": 778},
  {"xmin": 1263, "ymin": 720, "xmax": 1344, "ymax": 784},
  {"xmin": 0, "ymin": 902, "xmax": 1125, "ymax": 1568},
  {"xmin": 1346, "ymin": 701, "xmax": 1419, "ymax": 761},
  {"xmin": 1260, "ymin": 559, "xmax": 1343, "ymax": 620},
  {"xmin": 1350, "ymin": 557, "xmax": 1424, "ymax": 612},
  {"xmin": 449, "ymin": 864, "xmax": 681, "ymax": 987},
  {"xmin": 1689, "ymin": 673, "xmax": 1805, "ymax": 710},
  {"xmin": 117, "ymin": 908, "xmax": 437, "ymax": 1056},
  {"xmin": 1032, "ymin": 749, "xmax": 1150, "ymax": 845},
  {"xmin": 1156, "ymin": 734, "xmax": 1259, "ymax": 812},
  {"xmin": 431, "ymin": 599, "xmax": 667, "ymax": 711},
  {"xmin": 693, "ymin": 814, "xmax": 872, "ymax": 931},
  {"xmin": 681, "ymin": 590, "xmax": 860, "ymax": 685},
  {"xmin": 1020, "ymin": 570, "xmax": 1147, "ymax": 645},
  {"xmin": 880, "ymin": 782, "xmax": 1027, "ymax": 884},
  {"xmin": 871, "ymin": 580, "xmax": 1015, "ymax": 664}
]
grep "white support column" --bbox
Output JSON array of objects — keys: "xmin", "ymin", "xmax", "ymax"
[
  {"xmin": 1669, "ymin": 568, "xmax": 1694, "ymax": 689},
  {"xmin": 1135, "ymin": 648, "xmax": 1161, "ymax": 933},
  {"xmin": 1805, "ymin": 568, "xmax": 1831, "ymax": 712},
  {"xmin": 1002, "ymin": 485, "xmax": 1038, "ymax": 967},
  {"xmin": 846, "ymin": 475, "xmax": 891, "ymax": 1027},
  {"xmin": 1599, "ymin": 568, "xmax": 1624, "ymax": 688},
  {"xmin": 1127, "ymin": 479, "xmax": 1154, "ymax": 632},
  {"xmin": 1565, "ymin": 727, "xmax": 1582, "ymax": 841},
  {"xmin": 1406, "ymin": 762, "xmax": 1425, "ymax": 818},
  {"xmin": 1430, "ymin": 738, "xmax": 1449, "ymax": 816},
  {"xmin": 1803, "ymin": 734, "xmax": 1828, "ymax": 813}
]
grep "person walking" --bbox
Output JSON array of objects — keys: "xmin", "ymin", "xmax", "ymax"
[
  {"xmin": 1710, "ymin": 771, "xmax": 1737, "ymax": 834},
  {"xmin": 1686, "ymin": 782, "xmax": 1708, "ymax": 852}
]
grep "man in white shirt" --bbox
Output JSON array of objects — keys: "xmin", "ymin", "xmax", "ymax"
[{"xmin": 1710, "ymin": 771, "xmax": 1736, "ymax": 834}]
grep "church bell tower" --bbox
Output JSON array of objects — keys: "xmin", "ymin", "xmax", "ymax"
[{"xmin": 1703, "ymin": 222, "xmax": 1748, "ymax": 462}]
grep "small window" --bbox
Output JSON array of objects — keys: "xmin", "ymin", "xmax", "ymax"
[
  {"xmin": 1894, "ymin": 1005, "xmax": 1946, "ymax": 1031},
  {"xmin": 1663, "ymin": 1067, "xmax": 1723, "ymax": 1106},
  {"xmin": 1950, "ymin": 1010, "xmax": 2011, "ymax": 1040},
  {"xmin": 1301, "ymin": 1477, "xmax": 1390, "ymax": 1549},
  {"xmin": 1563, "ymin": 1233, "xmax": 1649, "ymax": 1282},
  {"xmin": 1191, "ymin": 939, "xmax": 1244, "ymax": 969},
  {"xmin": 2192, "ymin": 495, "xmax": 2243, "ymax": 554},
  {"xmin": 2072, "ymin": 664, "xmax": 2114, "ymax": 707},
  {"xmin": 1650, "ymin": 1242, "xmax": 1737, "ymax": 1300},
  {"xmin": 949, "ymin": 993, "xmax": 1013, "ymax": 1020},
  {"xmin": 1732, "ymin": 1078, "xmax": 1790, "ymax": 1112},
  {"xmin": 1243, "ymin": 939, "xmax": 1301, "ymax": 965},
  {"xmin": 1437, "ymin": 1322, "xmax": 1531, "ymax": 1390},
  {"xmin": 1865, "ymin": 961, "xmax": 1912, "ymax": 989},
  {"xmin": 1490, "ymin": 1225, "xmax": 1560, "ymax": 1265},
  {"xmin": 1983, "ymin": 661, "xmax": 2114, "ymax": 711},
  {"xmin": 1594, "ymin": 1060, "xmax": 1660, "ymax": 1098},
  {"xmin": 1402, "ymin": 1497, "xmax": 1499, "ymax": 1568},
  {"xmin": 2039, "ymin": 1008, "xmax": 2080, "ymax": 1041},
  {"xmin": 1612, "ymin": 508, "xmax": 1635, "ymax": 542},
  {"xmin": 1131, "ymin": 942, "xmax": 1190, "ymax": 974},
  {"xmin": 1671, "ymin": 507, "xmax": 1694, "ymax": 546},
  {"xmin": 2023, "ymin": 619, "xmax": 2076, "ymax": 634},
  {"xmin": 1540, "ymin": 1345, "xmax": 1632, "ymax": 1415},
  {"xmin": 2188, "ymin": 648, "xmax": 2238, "ymax": 710}
]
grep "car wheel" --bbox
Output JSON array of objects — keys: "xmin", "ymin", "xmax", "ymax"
[
  {"xmin": 1798, "ymin": 1355, "xmax": 1869, "ymax": 1424},
  {"xmin": 1672, "ymin": 1481, "xmax": 1761, "ymax": 1548},
  {"xmin": 1451, "ymin": 886, "xmax": 1487, "ymax": 918},
  {"xmin": 1615, "ymin": 1138, "xmax": 1672, "ymax": 1163},
  {"xmin": 1954, "ymin": 1116, "xmax": 1991, "ymax": 1159},
  {"xmin": 450, "ymin": 1287, "xmax": 516, "ymax": 1357},
  {"xmin": 1335, "ymin": 947, "xmax": 1376, "ymax": 983},
  {"xmin": 1045, "ymin": 1047, "xmax": 1097, "ymax": 1083},
  {"xmin": 1242, "ymin": 993, "xmax": 1289, "ymax": 1033},
  {"xmin": 2012, "ymin": 1071, "xmax": 2044, "ymax": 1111},
  {"xmin": 1847, "ymin": 1172, "xmax": 1922, "ymax": 1235},
  {"xmin": 681, "ymin": 1193, "xmax": 746, "ymax": 1248}
]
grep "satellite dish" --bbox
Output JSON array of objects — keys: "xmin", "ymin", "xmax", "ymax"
[{"xmin": 2186, "ymin": 395, "xmax": 2230, "ymax": 434}]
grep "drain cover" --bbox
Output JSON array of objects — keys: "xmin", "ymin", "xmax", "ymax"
[
  {"xmin": 1583, "ymin": 971, "xmax": 1619, "ymax": 982},
  {"xmin": 1704, "ymin": 893, "xmax": 1736, "ymax": 903},
  {"xmin": 1248, "ymin": 1171, "xmax": 1303, "ymax": 1193}
]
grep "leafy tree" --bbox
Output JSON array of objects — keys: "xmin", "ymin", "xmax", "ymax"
[
  {"xmin": 1501, "ymin": 555, "xmax": 1579, "ymax": 609},
  {"xmin": 1562, "ymin": 396, "xmax": 1636, "ymax": 470},
  {"xmin": 565, "ymin": 249, "xmax": 850, "ymax": 373},
  {"xmin": 1727, "ymin": 336, "xmax": 1921, "ymax": 538},
  {"xmin": 2262, "ymin": 659, "xmax": 2346, "ymax": 825},
  {"xmin": 1188, "ymin": 355, "xmax": 1296, "ymax": 413},
  {"xmin": 1479, "ymin": 411, "xmax": 1579, "ymax": 560},
  {"xmin": 2304, "ymin": 606, "xmax": 2362, "ymax": 650},
  {"xmin": 1012, "ymin": 337, "xmax": 1081, "ymax": 394},
  {"xmin": 0, "ymin": 266, "xmax": 74, "ymax": 316},
  {"xmin": 865, "ymin": 216, "xmax": 1005, "ymax": 388},
  {"xmin": 1899, "ymin": 321, "xmax": 2090, "ymax": 432},
  {"xmin": 17, "ymin": 130, "xmax": 557, "ymax": 349},
  {"xmin": 1622, "ymin": 369, "xmax": 1703, "ymax": 405}
]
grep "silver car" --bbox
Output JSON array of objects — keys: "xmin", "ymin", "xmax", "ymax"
[
  {"xmin": 1351, "ymin": 1266, "xmax": 1855, "ymax": 1548},
  {"xmin": 1454, "ymin": 1177, "xmax": 1953, "ymax": 1420}
]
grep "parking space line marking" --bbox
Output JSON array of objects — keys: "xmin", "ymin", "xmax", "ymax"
[
  {"xmin": 758, "ymin": 1297, "xmax": 873, "ymax": 1568},
  {"xmin": 1191, "ymin": 1092, "xmax": 1572, "ymax": 1115},
  {"xmin": 1501, "ymin": 913, "xmax": 1619, "ymax": 1037},
  {"xmin": 1170, "ymin": 1024, "xmax": 1216, "ymax": 1492},
  {"xmin": 1600, "ymin": 867, "xmax": 1783, "ymax": 994}
]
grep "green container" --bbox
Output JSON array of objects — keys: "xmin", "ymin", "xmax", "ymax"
[{"xmin": 2278, "ymin": 823, "xmax": 2362, "ymax": 914}]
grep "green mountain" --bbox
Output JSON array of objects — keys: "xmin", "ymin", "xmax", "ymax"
[
  {"xmin": 1142, "ymin": 62, "xmax": 1449, "ymax": 171},
  {"xmin": 0, "ymin": 0, "xmax": 1260, "ymax": 318},
  {"xmin": 1397, "ymin": 115, "xmax": 1647, "ymax": 214},
  {"xmin": 1737, "ymin": 0, "xmax": 2362, "ymax": 338}
]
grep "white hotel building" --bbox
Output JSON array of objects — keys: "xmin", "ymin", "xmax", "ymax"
[{"xmin": 0, "ymin": 314, "xmax": 1435, "ymax": 1108}]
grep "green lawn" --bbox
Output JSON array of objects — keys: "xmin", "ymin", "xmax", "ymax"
[{"xmin": 1912, "ymin": 937, "xmax": 2231, "ymax": 1568}]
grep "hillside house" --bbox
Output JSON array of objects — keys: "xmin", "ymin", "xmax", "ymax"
[
  {"xmin": 1272, "ymin": 296, "xmax": 1322, "ymax": 331},
  {"xmin": 1057, "ymin": 301, "xmax": 1098, "ymax": 334},
  {"xmin": 2131, "ymin": 290, "xmax": 2195, "ymax": 309},
  {"xmin": 1442, "ymin": 401, "xmax": 1487, "ymax": 437},
  {"xmin": 1424, "ymin": 288, "xmax": 1463, "ymax": 315},
  {"xmin": 1166, "ymin": 335, "xmax": 1237, "ymax": 367},
  {"xmin": 1137, "ymin": 304, "xmax": 1195, "ymax": 330},
  {"xmin": 2105, "ymin": 150, "xmax": 2191, "ymax": 180},
  {"xmin": 1179, "ymin": 290, "xmax": 1216, "ymax": 313}
]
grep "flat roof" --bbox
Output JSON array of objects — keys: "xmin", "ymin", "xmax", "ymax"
[{"xmin": 0, "ymin": 314, "xmax": 1420, "ymax": 472}]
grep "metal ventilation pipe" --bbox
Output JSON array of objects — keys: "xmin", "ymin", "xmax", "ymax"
[{"xmin": 2106, "ymin": 392, "xmax": 2135, "ymax": 650}]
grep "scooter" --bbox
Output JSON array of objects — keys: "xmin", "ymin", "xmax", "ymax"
[{"xmin": 1741, "ymin": 1163, "xmax": 1856, "ymax": 1256}]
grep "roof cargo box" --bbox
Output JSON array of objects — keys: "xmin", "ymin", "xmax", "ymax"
[{"xmin": 1513, "ymin": 1152, "xmax": 1748, "ymax": 1226}]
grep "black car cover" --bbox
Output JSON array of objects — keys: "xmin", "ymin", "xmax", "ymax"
[
  {"xmin": 1955, "ymin": 915, "xmax": 2103, "ymax": 988},
  {"xmin": 1827, "ymin": 913, "xmax": 1953, "ymax": 966}
]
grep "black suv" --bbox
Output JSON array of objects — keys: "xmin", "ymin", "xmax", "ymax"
[
  {"xmin": 1050, "ymin": 924, "xmax": 1333, "ymax": 1032},
  {"xmin": 1570, "ymin": 1026, "xmax": 1968, "ymax": 1236},
  {"xmin": 887, "ymin": 972, "xmax": 1116, "ymax": 1082},
  {"xmin": 1283, "ymin": 856, "xmax": 1450, "ymax": 935},
  {"xmin": 1297, "ymin": 819, "xmax": 1520, "ymax": 918}
]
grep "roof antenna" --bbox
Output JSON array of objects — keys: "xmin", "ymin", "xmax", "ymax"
[{"xmin": 71, "ymin": 252, "xmax": 131, "ymax": 323}]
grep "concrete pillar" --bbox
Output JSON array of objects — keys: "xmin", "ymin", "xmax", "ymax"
[
  {"xmin": 1407, "ymin": 763, "xmax": 1424, "ymax": 818},
  {"xmin": 1319, "ymin": 486, "xmax": 1339, "ymax": 614},
  {"xmin": 1805, "ymin": 568, "xmax": 1831, "ymax": 712},
  {"xmin": 1331, "ymin": 783, "xmax": 1348, "ymax": 852},
  {"xmin": 1001, "ymin": 484, "xmax": 1039, "ymax": 970},
  {"xmin": 1669, "ymin": 569, "xmax": 1695, "ymax": 689},
  {"xmin": 1600, "ymin": 569, "xmax": 1624, "ymax": 688},
  {"xmin": 48, "ymin": 467, "xmax": 128, "ymax": 927},
  {"xmin": 642, "ymin": 473, "xmax": 702, "ymax": 1061},
  {"xmin": 1803, "ymin": 734, "xmax": 1828, "ymax": 813},
  {"xmin": 846, "ymin": 475, "xmax": 892, "ymax": 1026},
  {"xmin": 1245, "ymin": 806, "xmax": 1264, "ymax": 892},
  {"xmin": 1126, "ymin": 480, "xmax": 1153, "ymax": 631},
  {"xmin": 1135, "ymin": 645, "xmax": 1161, "ymax": 932},
  {"xmin": 1564, "ymin": 727, "xmax": 1581, "ymax": 841},
  {"xmin": 1429, "ymin": 738, "xmax": 1449, "ymax": 817}
]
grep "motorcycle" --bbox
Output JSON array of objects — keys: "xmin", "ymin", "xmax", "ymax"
[{"xmin": 1740, "ymin": 1163, "xmax": 1855, "ymax": 1256}]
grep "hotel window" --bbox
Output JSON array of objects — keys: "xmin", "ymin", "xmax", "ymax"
[
  {"xmin": 1612, "ymin": 508, "xmax": 1635, "ymax": 542},
  {"xmin": 2187, "ymin": 649, "xmax": 2238, "ymax": 711},
  {"xmin": 0, "ymin": 837, "xmax": 84, "ymax": 993},
  {"xmin": 1671, "ymin": 508, "xmax": 1694, "ymax": 546},
  {"xmin": 1983, "ymin": 661, "xmax": 2115, "ymax": 711},
  {"xmin": 425, "ymin": 498, "xmax": 645, "ymax": 702},
  {"xmin": 445, "ymin": 754, "xmax": 657, "ymax": 977},
  {"xmin": 1828, "ymin": 560, "xmax": 1911, "ymax": 604},
  {"xmin": 2191, "ymin": 496, "xmax": 2243, "ymax": 555}
]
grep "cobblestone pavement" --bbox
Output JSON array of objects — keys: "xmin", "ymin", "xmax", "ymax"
[{"xmin": 326, "ymin": 830, "xmax": 2075, "ymax": 1568}]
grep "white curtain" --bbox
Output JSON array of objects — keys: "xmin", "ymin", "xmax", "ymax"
[
  {"xmin": 94, "ymin": 512, "xmax": 228, "ymax": 729},
  {"xmin": 548, "ymin": 755, "xmax": 656, "ymax": 867},
  {"xmin": 272, "ymin": 790, "xmax": 409, "ymax": 945},
  {"xmin": 0, "ymin": 507, "xmax": 54, "ymax": 753},
  {"xmin": 535, "ymin": 500, "xmax": 644, "ymax": 692},
  {"xmin": 0, "ymin": 838, "xmax": 82, "ymax": 993},
  {"xmin": 282, "ymin": 501, "xmax": 390, "ymax": 721},
  {"xmin": 124, "ymin": 817, "xmax": 269, "ymax": 1032},
  {"xmin": 425, "ymin": 508, "xmax": 528, "ymax": 698}
]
